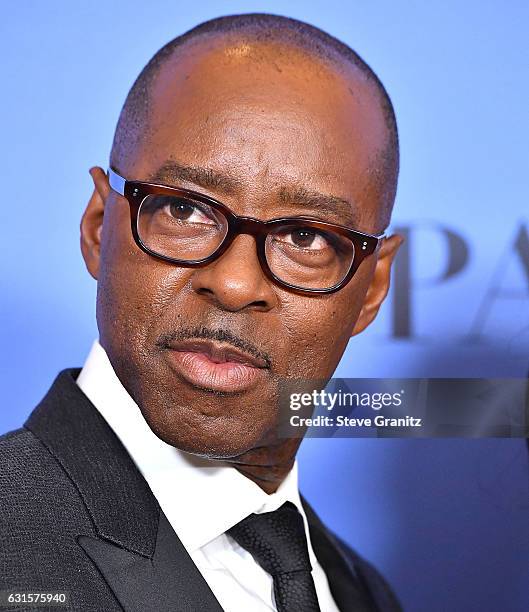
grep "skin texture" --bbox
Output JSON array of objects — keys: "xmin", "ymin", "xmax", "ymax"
[{"xmin": 80, "ymin": 36, "xmax": 403, "ymax": 493}]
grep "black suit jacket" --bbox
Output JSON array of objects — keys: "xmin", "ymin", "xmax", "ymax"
[{"xmin": 0, "ymin": 369, "xmax": 402, "ymax": 612}]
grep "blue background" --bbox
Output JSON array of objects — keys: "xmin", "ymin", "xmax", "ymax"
[{"xmin": 1, "ymin": 2, "xmax": 528, "ymax": 610}]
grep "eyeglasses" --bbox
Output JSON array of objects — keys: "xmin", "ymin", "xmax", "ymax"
[{"xmin": 107, "ymin": 167, "xmax": 385, "ymax": 295}]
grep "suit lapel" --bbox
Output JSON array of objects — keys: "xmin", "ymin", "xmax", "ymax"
[
  {"xmin": 24, "ymin": 369, "xmax": 223, "ymax": 612},
  {"xmin": 77, "ymin": 511, "xmax": 223, "ymax": 612}
]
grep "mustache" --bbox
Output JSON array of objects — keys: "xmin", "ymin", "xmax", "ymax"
[{"xmin": 156, "ymin": 326, "xmax": 272, "ymax": 369}]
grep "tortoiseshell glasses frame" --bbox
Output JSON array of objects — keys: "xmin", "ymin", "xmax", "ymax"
[{"xmin": 107, "ymin": 167, "xmax": 385, "ymax": 295}]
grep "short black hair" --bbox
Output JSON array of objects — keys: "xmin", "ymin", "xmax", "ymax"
[{"xmin": 110, "ymin": 13, "xmax": 399, "ymax": 228}]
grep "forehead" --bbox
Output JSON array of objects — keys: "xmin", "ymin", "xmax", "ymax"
[{"xmin": 127, "ymin": 36, "xmax": 388, "ymax": 229}]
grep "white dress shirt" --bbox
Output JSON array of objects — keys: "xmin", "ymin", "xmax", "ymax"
[{"xmin": 76, "ymin": 340, "xmax": 340, "ymax": 612}]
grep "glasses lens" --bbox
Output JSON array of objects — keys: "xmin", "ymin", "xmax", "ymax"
[
  {"xmin": 265, "ymin": 223, "xmax": 355, "ymax": 290},
  {"xmin": 137, "ymin": 194, "xmax": 228, "ymax": 261}
]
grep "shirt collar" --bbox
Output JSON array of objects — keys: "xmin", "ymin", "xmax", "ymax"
[{"xmin": 76, "ymin": 339, "xmax": 304, "ymax": 552}]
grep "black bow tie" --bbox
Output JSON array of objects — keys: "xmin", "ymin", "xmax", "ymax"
[{"xmin": 227, "ymin": 501, "xmax": 321, "ymax": 612}]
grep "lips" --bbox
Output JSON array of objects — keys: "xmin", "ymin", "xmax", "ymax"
[{"xmin": 163, "ymin": 338, "xmax": 269, "ymax": 393}]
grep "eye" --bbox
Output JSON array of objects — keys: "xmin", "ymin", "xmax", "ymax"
[
  {"xmin": 164, "ymin": 197, "xmax": 217, "ymax": 225},
  {"xmin": 142, "ymin": 195, "xmax": 217, "ymax": 225},
  {"xmin": 277, "ymin": 227, "xmax": 331, "ymax": 250}
]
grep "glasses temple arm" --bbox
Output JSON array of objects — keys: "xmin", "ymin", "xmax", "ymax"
[{"xmin": 107, "ymin": 167, "xmax": 126, "ymax": 196}]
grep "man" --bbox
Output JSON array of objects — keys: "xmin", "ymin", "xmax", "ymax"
[{"xmin": 0, "ymin": 13, "xmax": 403, "ymax": 612}]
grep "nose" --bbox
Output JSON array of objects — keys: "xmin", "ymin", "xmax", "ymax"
[{"xmin": 190, "ymin": 234, "xmax": 278, "ymax": 312}]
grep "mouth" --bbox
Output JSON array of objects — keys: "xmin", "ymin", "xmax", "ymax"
[{"xmin": 163, "ymin": 338, "xmax": 270, "ymax": 393}]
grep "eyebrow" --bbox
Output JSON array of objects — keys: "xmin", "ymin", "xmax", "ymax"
[
  {"xmin": 278, "ymin": 185, "xmax": 360, "ymax": 227},
  {"xmin": 147, "ymin": 160, "xmax": 360, "ymax": 227},
  {"xmin": 148, "ymin": 160, "xmax": 242, "ymax": 195}
]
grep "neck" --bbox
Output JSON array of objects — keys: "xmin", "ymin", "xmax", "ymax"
[{"xmin": 226, "ymin": 438, "xmax": 302, "ymax": 494}]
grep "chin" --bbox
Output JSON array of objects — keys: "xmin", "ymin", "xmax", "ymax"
[{"xmin": 143, "ymin": 401, "xmax": 275, "ymax": 459}]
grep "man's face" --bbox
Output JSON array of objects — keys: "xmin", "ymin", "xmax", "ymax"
[{"xmin": 82, "ymin": 38, "xmax": 401, "ymax": 459}]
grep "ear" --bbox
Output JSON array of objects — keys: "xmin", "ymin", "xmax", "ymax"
[
  {"xmin": 80, "ymin": 166, "xmax": 110, "ymax": 280},
  {"xmin": 351, "ymin": 233, "xmax": 404, "ymax": 336}
]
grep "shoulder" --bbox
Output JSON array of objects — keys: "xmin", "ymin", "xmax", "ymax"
[
  {"xmin": 0, "ymin": 424, "xmax": 98, "ymax": 582},
  {"xmin": 0, "ymin": 427, "xmax": 52, "ymax": 511},
  {"xmin": 332, "ymin": 531, "xmax": 403, "ymax": 612},
  {"xmin": 0, "ymin": 425, "xmax": 89, "ymax": 524},
  {"xmin": 0, "ymin": 424, "xmax": 52, "ymax": 466},
  {"xmin": 301, "ymin": 494, "xmax": 402, "ymax": 612},
  {"xmin": 0, "ymin": 425, "xmax": 43, "ymax": 467}
]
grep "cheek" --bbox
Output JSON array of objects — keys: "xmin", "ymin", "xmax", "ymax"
[
  {"xmin": 95, "ymin": 209, "xmax": 191, "ymax": 364},
  {"xmin": 279, "ymin": 290, "xmax": 366, "ymax": 380},
  {"xmin": 278, "ymin": 256, "xmax": 374, "ymax": 379}
]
